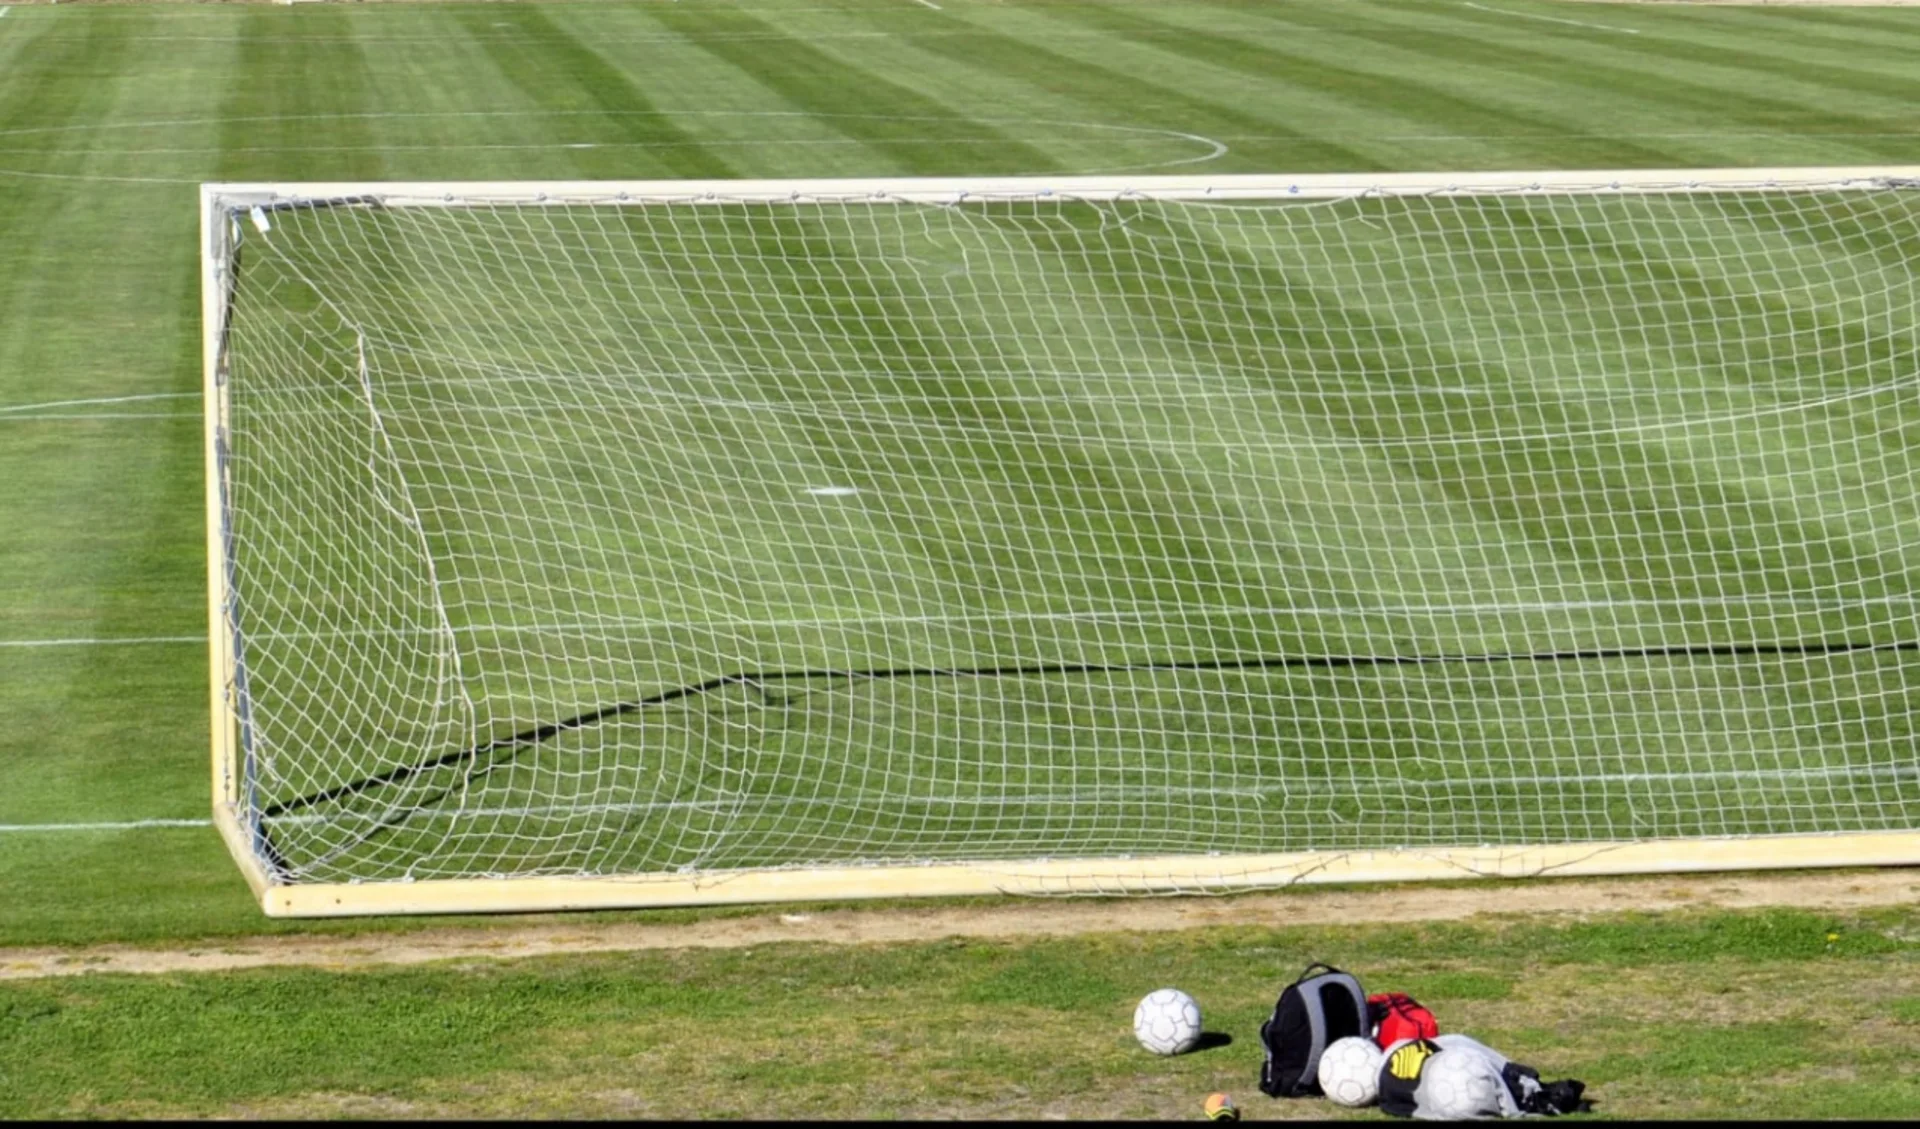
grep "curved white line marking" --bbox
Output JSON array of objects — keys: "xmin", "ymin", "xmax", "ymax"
[
  {"xmin": 1463, "ymin": 1, "xmax": 1640, "ymax": 34},
  {"xmin": 0, "ymin": 110, "xmax": 1229, "ymax": 184}
]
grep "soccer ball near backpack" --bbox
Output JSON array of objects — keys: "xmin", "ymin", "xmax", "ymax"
[
  {"xmin": 1133, "ymin": 988, "xmax": 1203, "ymax": 1055},
  {"xmin": 1421, "ymin": 1045, "xmax": 1510, "ymax": 1119},
  {"xmin": 1316, "ymin": 1035, "xmax": 1385, "ymax": 1107}
]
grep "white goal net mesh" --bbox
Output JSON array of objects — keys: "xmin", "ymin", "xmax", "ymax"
[{"xmin": 211, "ymin": 178, "xmax": 1920, "ymax": 889}]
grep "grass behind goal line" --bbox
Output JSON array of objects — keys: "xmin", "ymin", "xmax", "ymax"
[
  {"xmin": 2, "ymin": 0, "xmax": 1920, "ymax": 942},
  {"xmin": 226, "ymin": 186, "xmax": 1920, "ymax": 886}
]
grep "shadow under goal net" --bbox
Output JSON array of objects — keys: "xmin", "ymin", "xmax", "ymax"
[{"xmin": 207, "ymin": 174, "xmax": 1920, "ymax": 899}]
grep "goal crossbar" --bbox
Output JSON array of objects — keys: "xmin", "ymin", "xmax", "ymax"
[{"xmin": 206, "ymin": 166, "xmax": 1920, "ymax": 210}]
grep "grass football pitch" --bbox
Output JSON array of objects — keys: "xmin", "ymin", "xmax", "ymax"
[
  {"xmin": 6, "ymin": 0, "xmax": 1920, "ymax": 935},
  {"xmin": 2, "ymin": 0, "xmax": 1920, "ymax": 1117}
]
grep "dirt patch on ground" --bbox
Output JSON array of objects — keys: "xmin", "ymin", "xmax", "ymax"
[{"xmin": 1, "ymin": 868, "xmax": 1912, "ymax": 981}]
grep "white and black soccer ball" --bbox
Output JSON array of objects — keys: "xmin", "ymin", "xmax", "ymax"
[
  {"xmin": 1420, "ymin": 1045, "xmax": 1508, "ymax": 1119},
  {"xmin": 1132, "ymin": 988, "xmax": 1203, "ymax": 1055},
  {"xmin": 1317, "ymin": 1035, "xmax": 1385, "ymax": 1107}
]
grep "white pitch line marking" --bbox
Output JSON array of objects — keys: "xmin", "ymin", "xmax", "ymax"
[
  {"xmin": 0, "ymin": 9, "xmax": 11, "ymax": 18},
  {"xmin": 0, "ymin": 818, "xmax": 209, "ymax": 834},
  {"xmin": 1462, "ymin": 1, "xmax": 1639, "ymax": 34},
  {"xmin": 908, "ymin": 0, "xmax": 941, "ymax": 9},
  {"xmin": 0, "ymin": 413, "xmax": 196, "ymax": 422},
  {"xmin": 7, "ymin": 596, "xmax": 1920, "ymax": 650},
  {"xmin": 0, "ymin": 391, "xmax": 193, "ymax": 415},
  {"xmin": 0, "ymin": 635, "xmax": 201, "ymax": 648},
  {"xmin": 806, "ymin": 485, "xmax": 859, "ymax": 496}
]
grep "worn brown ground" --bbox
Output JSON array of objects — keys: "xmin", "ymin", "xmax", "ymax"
[{"xmin": 2, "ymin": 868, "xmax": 1912, "ymax": 980}]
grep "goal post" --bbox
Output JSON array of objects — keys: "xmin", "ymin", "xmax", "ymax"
[{"xmin": 202, "ymin": 170, "xmax": 1920, "ymax": 918}]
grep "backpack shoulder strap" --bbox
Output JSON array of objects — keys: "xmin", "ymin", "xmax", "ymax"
[
  {"xmin": 1290, "ymin": 970, "xmax": 1357, "ymax": 1094},
  {"xmin": 1298, "ymin": 983, "xmax": 1332, "ymax": 1084}
]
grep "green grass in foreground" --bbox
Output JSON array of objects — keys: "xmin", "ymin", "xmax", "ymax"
[{"xmin": 3, "ymin": 905, "xmax": 1918, "ymax": 1119}]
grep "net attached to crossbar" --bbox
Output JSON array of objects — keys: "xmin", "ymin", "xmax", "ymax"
[{"xmin": 209, "ymin": 176, "xmax": 1920, "ymax": 893}]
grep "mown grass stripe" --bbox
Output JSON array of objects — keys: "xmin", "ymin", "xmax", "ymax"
[
  {"xmin": 1074, "ymin": 0, "xmax": 1681, "ymax": 170},
  {"xmin": 217, "ymin": 6, "xmax": 387, "ymax": 182},
  {"xmin": 908, "ymin": 4, "xmax": 1376, "ymax": 172},
  {"xmin": 0, "ymin": 9, "xmax": 231, "ymax": 831},
  {"xmin": 1430, "ymin": 2, "xmax": 1920, "ymax": 128},
  {"xmin": 1155, "ymin": 196, "xmax": 1919, "ymax": 635},
  {"xmin": 0, "ymin": 6, "xmax": 171, "ymax": 640},
  {"xmin": 656, "ymin": 6, "xmax": 1060, "ymax": 177},
  {"xmin": 1189, "ymin": 1, "xmax": 1740, "ymax": 168},
  {"xmin": 1639, "ymin": 9, "xmax": 1920, "ymax": 81},
  {"xmin": 451, "ymin": 4, "xmax": 739, "ymax": 181},
  {"xmin": 1726, "ymin": 2, "xmax": 1920, "ymax": 48},
  {"xmin": 1154, "ymin": 211, "xmax": 1681, "ymax": 622},
  {"xmin": 1434, "ymin": 197, "xmax": 1920, "ymax": 578},
  {"xmin": 1415, "ymin": 0, "xmax": 1914, "ymax": 108},
  {"xmin": 0, "ymin": 8, "xmax": 33, "ymax": 92}
]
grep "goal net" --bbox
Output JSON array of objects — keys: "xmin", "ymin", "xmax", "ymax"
[{"xmin": 202, "ymin": 171, "xmax": 1920, "ymax": 917}]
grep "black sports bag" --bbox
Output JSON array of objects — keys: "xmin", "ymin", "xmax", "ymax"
[{"xmin": 1258, "ymin": 962, "xmax": 1369, "ymax": 1098}]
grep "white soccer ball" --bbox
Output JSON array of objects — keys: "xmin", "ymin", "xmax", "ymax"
[
  {"xmin": 1317, "ymin": 1034, "xmax": 1385, "ymax": 1107},
  {"xmin": 1132, "ymin": 988, "xmax": 1203, "ymax": 1055},
  {"xmin": 1421, "ymin": 1046, "xmax": 1507, "ymax": 1120}
]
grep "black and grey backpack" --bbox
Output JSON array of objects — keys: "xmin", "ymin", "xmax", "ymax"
[{"xmin": 1258, "ymin": 962, "xmax": 1370, "ymax": 1098}]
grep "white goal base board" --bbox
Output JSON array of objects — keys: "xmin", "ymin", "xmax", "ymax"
[{"xmin": 211, "ymin": 802, "xmax": 1919, "ymax": 918}]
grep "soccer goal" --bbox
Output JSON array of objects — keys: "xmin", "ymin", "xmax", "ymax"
[{"xmin": 202, "ymin": 170, "xmax": 1920, "ymax": 917}]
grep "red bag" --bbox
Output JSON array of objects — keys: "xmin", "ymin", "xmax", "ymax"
[{"xmin": 1367, "ymin": 991, "xmax": 1439, "ymax": 1049}]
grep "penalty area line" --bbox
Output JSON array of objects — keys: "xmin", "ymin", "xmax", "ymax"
[
  {"xmin": 0, "ymin": 818, "xmax": 210, "ymax": 834},
  {"xmin": 0, "ymin": 391, "xmax": 195, "ymax": 415},
  {"xmin": 0, "ymin": 635, "xmax": 201, "ymax": 648}
]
